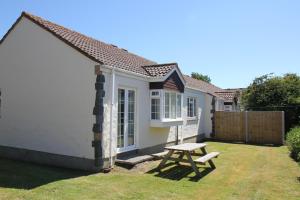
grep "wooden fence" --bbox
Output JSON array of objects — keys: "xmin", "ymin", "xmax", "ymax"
[{"xmin": 215, "ymin": 111, "xmax": 284, "ymax": 145}]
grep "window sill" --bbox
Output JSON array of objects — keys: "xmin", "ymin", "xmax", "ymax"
[
  {"xmin": 187, "ymin": 117, "xmax": 198, "ymax": 121},
  {"xmin": 150, "ymin": 118, "xmax": 184, "ymax": 127}
]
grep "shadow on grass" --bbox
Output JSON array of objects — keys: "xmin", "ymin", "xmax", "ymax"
[
  {"xmin": 147, "ymin": 162, "xmax": 214, "ymax": 182},
  {"xmin": 0, "ymin": 158, "xmax": 92, "ymax": 190}
]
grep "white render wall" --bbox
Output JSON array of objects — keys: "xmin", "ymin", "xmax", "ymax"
[
  {"xmin": 0, "ymin": 18, "xmax": 98, "ymax": 159},
  {"xmin": 102, "ymin": 72, "xmax": 215, "ymax": 158},
  {"xmin": 101, "ymin": 70, "xmax": 151, "ymax": 158},
  {"xmin": 0, "ymin": 17, "xmax": 219, "ymax": 162},
  {"xmin": 181, "ymin": 88, "xmax": 206, "ymax": 140}
]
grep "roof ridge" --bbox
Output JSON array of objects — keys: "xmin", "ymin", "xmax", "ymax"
[{"xmin": 142, "ymin": 62, "xmax": 178, "ymax": 67}]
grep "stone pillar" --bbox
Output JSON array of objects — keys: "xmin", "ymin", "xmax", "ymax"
[{"xmin": 92, "ymin": 66, "xmax": 105, "ymax": 167}]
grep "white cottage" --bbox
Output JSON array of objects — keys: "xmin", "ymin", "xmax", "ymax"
[{"xmin": 0, "ymin": 12, "xmax": 224, "ymax": 171}]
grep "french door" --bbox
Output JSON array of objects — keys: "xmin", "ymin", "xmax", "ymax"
[{"xmin": 117, "ymin": 88, "xmax": 136, "ymax": 152}]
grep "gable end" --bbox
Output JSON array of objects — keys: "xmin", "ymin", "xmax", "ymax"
[{"xmin": 149, "ymin": 71, "xmax": 184, "ymax": 93}]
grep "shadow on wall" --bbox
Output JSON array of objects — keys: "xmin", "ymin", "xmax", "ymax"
[
  {"xmin": 0, "ymin": 158, "xmax": 92, "ymax": 189},
  {"xmin": 149, "ymin": 127, "xmax": 171, "ymax": 142}
]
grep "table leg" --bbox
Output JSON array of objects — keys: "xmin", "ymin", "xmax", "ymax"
[
  {"xmin": 208, "ymin": 160, "xmax": 216, "ymax": 169},
  {"xmin": 185, "ymin": 151, "xmax": 201, "ymax": 177},
  {"xmin": 175, "ymin": 151, "xmax": 184, "ymax": 165},
  {"xmin": 157, "ymin": 150, "xmax": 174, "ymax": 170},
  {"xmin": 200, "ymin": 147, "xmax": 207, "ymax": 155},
  {"xmin": 200, "ymin": 147, "xmax": 215, "ymax": 169}
]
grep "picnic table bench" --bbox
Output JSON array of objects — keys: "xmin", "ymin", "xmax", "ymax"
[{"xmin": 157, "ymin": 143, "xmax": 219, "ymax": 177}]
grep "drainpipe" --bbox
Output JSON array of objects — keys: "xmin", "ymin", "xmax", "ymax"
[{"xmin": 109, "ymin": 68, "xmax": 116, "ymax": 168}]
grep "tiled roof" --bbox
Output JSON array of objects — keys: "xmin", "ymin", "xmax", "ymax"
[
  {"xmin": 215, "ymin": 88, "xmax": 243, "ymax": 102},
  {"xmin": 1, "ymin": 12, "xmax": 232, "ymax": 97},
  {"xmin": 142, "ymin": 63, "xmax": 177, "ymax": 77},
  {"xmin": 15, "ymin": 12, "xmax": 178, "ymax": 77},
  {"xmin": 183, "ymin": 75, "xmax": 224, "ymax": 98},
  {"xmin": 215, "ymin": 91, "xmax": 235, "ymax": 102}
]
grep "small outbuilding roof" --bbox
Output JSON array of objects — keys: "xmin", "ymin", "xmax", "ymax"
[{"xmin": 215, "ymin": 88, "xmax": 243, "ymax": 102}]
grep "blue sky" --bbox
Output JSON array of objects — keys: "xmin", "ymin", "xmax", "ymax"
[{"xmin": 1, "ymin": 0, "xmax": 300, "ymax": 88}]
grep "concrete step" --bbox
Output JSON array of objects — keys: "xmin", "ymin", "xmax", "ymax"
[{"xmin": 115, "ymin": 155, "xmax": 154, "ymax": 166}]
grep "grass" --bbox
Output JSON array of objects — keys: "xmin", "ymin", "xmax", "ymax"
[{"xmin": 0, "ymin": 141, "xmax": 299, "ymax": 200}]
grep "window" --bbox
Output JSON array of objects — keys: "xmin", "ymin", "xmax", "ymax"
[
  {"xmin": 150, "ymin": 90, "xmax": 183, "ymax": 127},
  {"xmin": 150, "ymin": 90, "xmax": 182, "ymax": 122},
  {"xmin": 151, "ymin": 90, "xmax": 160, "ymax": 120},
  {"xmin": 187, "ymin": 97, "xmax": 197, "ymax": 118},
  {"xmin": 164, "ymin": 91, "xmax": 182, "ymax": 119},
  {"xmin": 151, "ymin": 99, "xmax": 160, "ymax": 120},
  {"xmin": 151, "ymin": 91, "xmax": 159, "ymax": 96}
]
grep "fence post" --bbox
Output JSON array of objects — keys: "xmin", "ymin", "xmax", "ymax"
[
  {"xmin": 245, "ymin": 111, "xmax": 248, "ymax": 143},
  {"xmin": 282, "ymin": 111, "xmax": 285, "ymax": 144}
]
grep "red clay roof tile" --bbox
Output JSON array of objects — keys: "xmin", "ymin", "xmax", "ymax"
[{"xmin": 142, "ymin": 63, "xmax": 177, "ymax": 77}]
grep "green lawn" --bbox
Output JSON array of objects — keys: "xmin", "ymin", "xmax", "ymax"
[{"xmin": 0, "ymin": 142, "xmax": 299, "ymax": 200}]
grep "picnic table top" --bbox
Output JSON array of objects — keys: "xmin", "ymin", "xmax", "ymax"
[{"xmin": 164, "ymin": 143, "xmax": 206, "ymax": 151}]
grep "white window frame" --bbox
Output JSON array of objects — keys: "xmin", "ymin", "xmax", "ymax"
[
  {"xmin": 187, "ymin": 97, "xmax": 197, "ymax": 119},
  {"xmin": 163, "ymin": 91, "xmax": 182, "ymax": 120},
  {"xmin": 117, "ymin": 87, "xmax": 137, "ymax": 153},
  {"xmin": 150, "ymin": 89, "xmax": 183, "ymax": 122},
  {"xmin": 150, "ymin": 90, "xmax": 161, "ymax": 120}
]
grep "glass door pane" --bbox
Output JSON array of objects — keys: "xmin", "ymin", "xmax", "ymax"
[
  {"xmin": 127, "ymin": 90, "xmax": 135, "ymax": 146},
  {"xmin": 117, "ymin": 89, "xmax": 125, "ymax": 148}
]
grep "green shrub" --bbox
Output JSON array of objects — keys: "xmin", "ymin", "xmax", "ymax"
[{"xmin": 286, "ymin": 127, "xmax": 300, "ymax": 161}]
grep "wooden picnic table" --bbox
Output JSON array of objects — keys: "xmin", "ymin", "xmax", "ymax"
[{"xmin": 157, "ymin": 143, "xmax": 219, "ymax": 177}]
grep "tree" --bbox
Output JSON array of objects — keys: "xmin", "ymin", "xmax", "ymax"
[
  {"xmin": 191, "ymin": 72, "xmax": 211, "ymax": 83},
  {"xmin": 242, "ymin": 73, "xmax": 300, "ymax": 131}
]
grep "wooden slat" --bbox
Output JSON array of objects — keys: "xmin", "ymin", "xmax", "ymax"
[
  {"xmin": 194, "ymin": 152, "xmax": 220, "ymax": 164},
  {"xmin": 165, "ymin": 143, "xmax": 206, "ymax": 151},
  {"xmin": 151, "ymin": 151, "xmax": 169, "ymax": 158}
]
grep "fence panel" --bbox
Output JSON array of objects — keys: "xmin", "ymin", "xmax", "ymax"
[
  {"xmin": 215, "ymin": 112, "xmax": 245, "ymax": 142},
  {"xmin": 215, "ymin": 111, "xmax": 284, "ymax": 145},
  {"xmin": 247, "ymin": 111, "xmax": 283, "ymax": 144}
]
